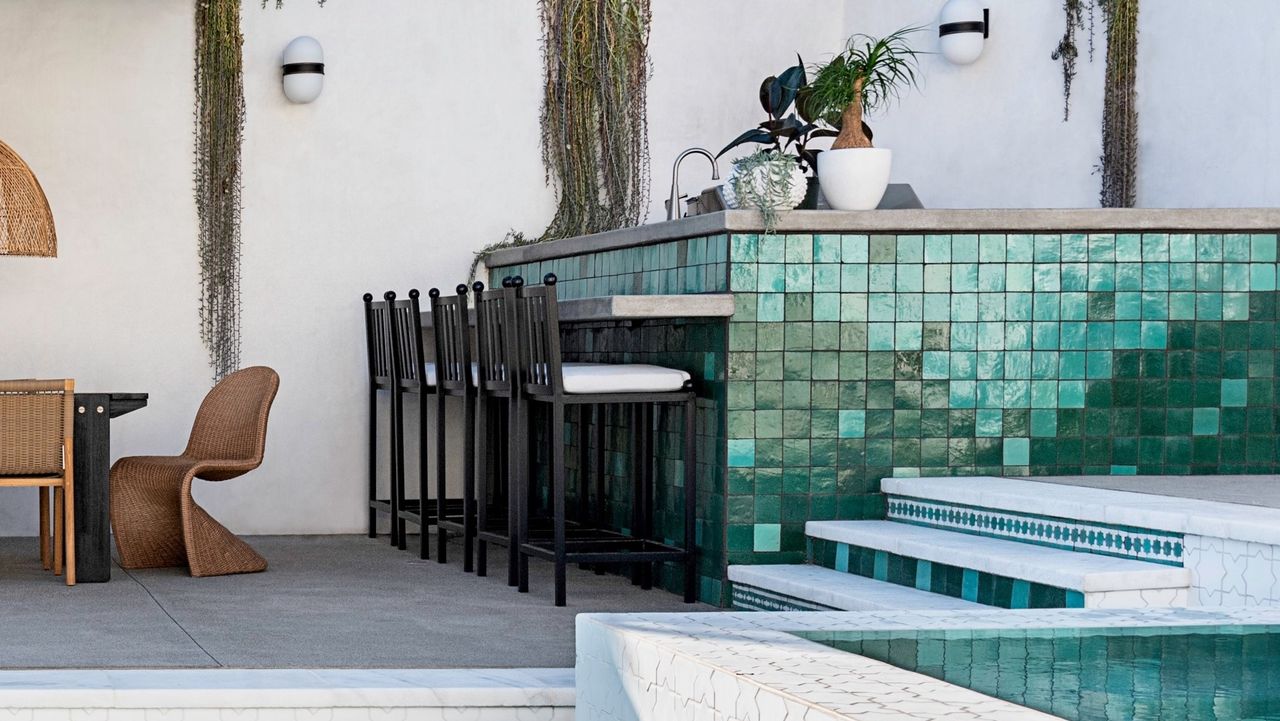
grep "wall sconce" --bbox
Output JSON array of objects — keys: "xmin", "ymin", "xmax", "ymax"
[
  {"xmin": 939, "ymin": 0, "xmax": 989, "ymax": 65},
  {"xmin": 282, "ymin": 36, "xmax": 324, "ymax": 103}
]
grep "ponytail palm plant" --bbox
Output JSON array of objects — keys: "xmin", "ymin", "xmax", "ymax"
[{"xmin": 804, "ymin": 27, "xmax": 923, "ymax": 150}]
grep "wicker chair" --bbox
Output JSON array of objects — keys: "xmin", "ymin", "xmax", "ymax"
[
  {"xmin": 110, "ymin": 366, "xmax": 279, "ymax": 577},
  {"xmin": 0, "ymin": 379, "xmax": 75, "ymax": 585}
]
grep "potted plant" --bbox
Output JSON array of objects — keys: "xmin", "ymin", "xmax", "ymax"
[
  {"xmin": 722, "ymin": 149, "xmax": 808, "ymax": 232},
  {"xmin": 718, "ymin": 57, "xmax": 836, "ymax": 209},
  {"xmin": 806, "ymin": 28, "xmax": 922, "ymax": 210}
]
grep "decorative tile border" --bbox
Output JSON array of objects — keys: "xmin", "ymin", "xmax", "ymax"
[
  {"xmin": 887, "ymin": 494, "xmax": 1185, "ymax": 565},
  {"xmin": 730, "ymin": 583, "xmax": 837, "ymax": 612}
]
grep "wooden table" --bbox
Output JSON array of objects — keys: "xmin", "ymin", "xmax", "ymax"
[{"xmin": 73, "ymin": 392, "xmax": 147, "ymax": 583}]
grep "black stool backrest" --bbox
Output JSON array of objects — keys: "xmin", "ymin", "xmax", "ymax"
[
  {"xmin": 386, "ymin": 290, "xmax": 429, "ymax": 391},
  {"xmin": 515, "ymin": 273, "xmax": 564, "ymax": 397},
  {"xmin": 429, "ymin": 284, "xmax": 473, "ymax": 393},
  {"xmin": 363, "ymin": 292, "xmax": 396, "ymax": 388},
  {"xmin": 472, "ymin": 277, "xmax": 521, "ymax": 396}
]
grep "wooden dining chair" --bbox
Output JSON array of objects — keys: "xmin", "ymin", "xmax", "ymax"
[{"xmin": 0, "ymin": 379, "xmax": 76, "ymax": 585}]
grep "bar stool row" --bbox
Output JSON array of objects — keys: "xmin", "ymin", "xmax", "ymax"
[{"xmin": 361, "ymin": 274, "xmax": 698, "ymax": 606}]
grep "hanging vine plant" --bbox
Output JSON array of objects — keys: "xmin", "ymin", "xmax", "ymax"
[
  {"xmin": 194, "ymin": 0, "xmax": 246, "ymax": 382},
  {"xmin": 1051, "ymin": 0, "xmax": 1095, "ymax": 121},
  {"xmin": 473, "ymin": 0, "xmax": 652, "ymax": 274},
  {"xmin": 1099, "ymin": 0, "xmax": 1139, "ymax": 207}
]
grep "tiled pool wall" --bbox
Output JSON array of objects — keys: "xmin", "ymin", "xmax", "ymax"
[{"xmin": 495, "ymin": 228, "xmax": 1280, "ymax": 606}]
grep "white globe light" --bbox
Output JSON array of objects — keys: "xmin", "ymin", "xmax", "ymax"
[
  {"xmin": 282, "ymin": 36, "xmax": 324, "ymax": 104},
  {"xmin": 939, "ymin": 0, "xmax": 988, "ymax": 65}
]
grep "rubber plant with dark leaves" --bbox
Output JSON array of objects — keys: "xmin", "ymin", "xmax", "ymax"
[{"xmin": 716, "ymin": 57, "xmax": 840, "ymax": 209}]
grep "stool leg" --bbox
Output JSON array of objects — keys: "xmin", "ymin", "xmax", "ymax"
[
  {"xmin": 436, "ymin": 392, "xmax": 448, "ymax": 564},
  {"xmin": 629, "ymin": 404, "xmax": 642, "ymax": 587},
  {"xmin": 368, "ymin": 388, "xmax": 378, "ymax": 538},
  {"xmin": 552, "ymin": 400, "xmax": 568, "ymax": 607},
  {"xmin": 476, "ymin": 397, "xmax": 490, "ymax": 577},
  {"xmin": 640, "ymin": 403, "xmax": 654, "ymax": 592},
  {"xmin": 517, "ymin": 399, "xmax": 530, "ymax": 593},
  {"xmin": 462, "ymin": 391, "xmax": 477, "ymax": 573},
  {"xmin": 507, "ymin": 398, "xmax": 521, "ymax": 587},
  {"xmin": 419, "ymin": 391, "xmax": 431, "ymax": 560},
  {"xmin": 683, "ymin": 395, "xmax": 698, "ymax": 603},
  {"xmin": 39, "ymin": 487, "xmax": 50, "ymax": 570},
  {"xmin": 593, "ymin": 404, "xmax": 607, "ymax": 576},
  {"xmin": 391, "ymin": 388, "xmax": 404, "ymax": 549}
]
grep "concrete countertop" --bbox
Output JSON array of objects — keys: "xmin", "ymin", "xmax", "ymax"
[
  {"xmin": 420, "ymin": 293, "xmax": 735, "ymax": 326},
  {"xmin": 483, "ymin": 208, "xmax": 1280, "ymax": 267}
]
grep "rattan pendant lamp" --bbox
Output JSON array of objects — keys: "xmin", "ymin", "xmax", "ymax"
[{"xmin": 0, "ymin": 138, "xmax": 56, "ymax": 257}]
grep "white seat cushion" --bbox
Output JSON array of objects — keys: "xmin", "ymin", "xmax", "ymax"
[{"xmin": 560, "ymin": 362, "xmax": 690, "ymax": 394}]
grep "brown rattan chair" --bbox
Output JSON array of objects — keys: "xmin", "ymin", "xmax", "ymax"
[
  {"xmin": 0, "ymin": 379, "xmax": 75, "ymax": 585},
  {"xmin": 110, "ymin": 366, "xmax": 279, "ymax": 577}
]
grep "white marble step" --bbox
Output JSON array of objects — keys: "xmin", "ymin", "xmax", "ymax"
[
  {"xmin": 883, "ymin": 475, "xmax": 1280, "ymax": 547},
  {"xmin": 807, "ymin": 520, "xmax": 1190, "ymax": 594},
  {"xmin": 729, "ymin": 564, "xmax": 983, "ymax": 611}
]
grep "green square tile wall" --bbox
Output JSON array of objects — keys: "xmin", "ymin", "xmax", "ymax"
[{"xmin": 494, "ymin": 228, "xmax": 1280, "ymax": 606}]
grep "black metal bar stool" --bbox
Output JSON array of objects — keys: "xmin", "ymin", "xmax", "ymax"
[
  {"xmin": 361, "ymin": 292, "xmax": 402, "ymax": 545},
  {"xmin": 513, "ymin": 274, "xmax": 698, "ymax": 607},
  {"xmin": 427, "ymin": 285, "xmax": 477, "ymax": 570},
  {"xmin": 472, "ymin": 278, "xmax": 521, "ymax": 585}
]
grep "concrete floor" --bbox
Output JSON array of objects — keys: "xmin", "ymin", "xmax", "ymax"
[
  {"xmin": 1019, "ymin": 474, "xmax": 1280, "ymax": 508},
  {"xmin": 0, "ymin": 535, "xmax": 712, "ymax": 669}
]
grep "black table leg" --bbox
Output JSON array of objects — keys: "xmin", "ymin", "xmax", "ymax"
[{"xmin": 73, "ymin": 393, "xmax": 112, "ymax": 583}]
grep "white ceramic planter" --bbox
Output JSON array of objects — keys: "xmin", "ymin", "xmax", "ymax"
[
  {"xmin": 817, "ymin": 147, "xmax": 892, "ymax": 210},
  {"xmin": 722, "ymin": 159, "xmax": 807, "ymax": 211}
]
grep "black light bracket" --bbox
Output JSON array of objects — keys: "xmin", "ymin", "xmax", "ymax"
[
  {"xmin": 282, "ymin": 62, "xmax": 325, "ymax": 76},
  {"xmin": 939, "ymin": 8, "xmax": 989, "ymax": 39}
]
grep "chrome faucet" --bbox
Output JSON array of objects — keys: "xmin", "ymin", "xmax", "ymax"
[{"xmin": 668, "ymin": 147, "xmax": 720, "ymax": 221}]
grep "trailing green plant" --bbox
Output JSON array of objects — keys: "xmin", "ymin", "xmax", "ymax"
[
  {"xmin": 1098, "ymin": 0, "xmax": 1138, "ymax": 207},
  {"xmin": 195, "ymin": 0, "xmax": 246, "ymax": 382},
  {"xmin": 728, "ymin": 149, "xmax": 800, "ymax": 234},
  {"xmin": 717, "ymin": 56, "xmax": 836, "ymax": 173},
  {"xmin": 262, "ymin": 1, "xmax": 326, "ymax": 7},
  {"xmin": 472, "ymin": 0, "xmax": 652, "ymax": 278},
  {"xmin": 805, "ymin": 27, "xmax": 923, "ymax": 150},
  {"xmin": 1052, "ymin": 0, "xmax": 1095, "ymax": 121}
]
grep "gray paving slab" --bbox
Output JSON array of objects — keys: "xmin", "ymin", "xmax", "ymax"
[
  {"xmin": 1018, "ymin": 475, "xmax": 1280, "ymax": 509},
  {"xmin": 0, "ymin": 535, "xmax": 712, "ymax": 669}
]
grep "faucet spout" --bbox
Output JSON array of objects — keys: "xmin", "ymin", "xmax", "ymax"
[{"xmin": 668, "ymin": 147, "xmax": 721, "ymax": 221}]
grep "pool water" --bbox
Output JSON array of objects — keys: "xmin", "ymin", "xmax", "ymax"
[{"xmin": 800, "ymin": 625, "xmax": 1280, "ymax": 721}]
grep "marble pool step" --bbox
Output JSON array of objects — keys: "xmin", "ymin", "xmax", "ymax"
[
  {"xmin": 808, "ymin": 520, "xmax": 1191, "ymax": 608},
  {"xmin": 728, "ymin": 564, "xmax": 984, "ymax": 612}
]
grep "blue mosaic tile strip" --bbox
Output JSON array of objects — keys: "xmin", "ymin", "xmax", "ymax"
[{"xmin": 730, "ymin": 584, "xmax": 837, "ymax": 612}]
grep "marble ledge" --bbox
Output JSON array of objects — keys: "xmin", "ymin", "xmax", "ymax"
[
  {"xmin": 421, "ymin": 293, "xmax": 734, "ymax": 326},
  {"xmin": 484, "ymin": 208, "xmax": 1280, "ymax": 266}
]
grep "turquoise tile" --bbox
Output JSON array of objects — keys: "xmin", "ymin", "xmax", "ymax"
[
  {"xmin": 1011, "ymin": 579, "xmax": 1031, "ymax": 609},
  {"xmin": 1060, "ymin": 380, "xmax": 1085, "ymax": 407},
  {"xmin": 1007, "ymin": 293, "xmax": 1033, "ymax": 321},
  {"xmin": 977, "ymin": 321, "xmax": 1004, "ymax": 350},
  {"xmin": 895, "ymin": 322, "xmax": 922, "ymax": 350},
  {"xmin": 730, "ymin": 263, "xmax": 757, "ymax": 291},
  {"xmin": 758, "ymin": 293, "xmax": 785, "ymax": 321},
  {"xmin": 1141, "ymin": 292, "xmax": 1168, "ymax": 319},
  {"xmin": 1031, "ymin": 380, "xmax": 1057, "ymax": 408},
  {"xmin": 925, "ymin": 234, "xmax": 951, "ymax": 263},
  {"xmin": 1222, "ymin": 379, "xmax": 1247, "ymax": 407},
  {"xmin": 1116, "ymin": 233, "xmax": 1142, "ymax": 262},
  {"xmin": 923, "ymin": 293, "xmax": 951, "ymax": 321},
  {"xmin": 977, "ymin": 380, "xmax": 1004, "ymax": 408},
  {"xmin": 951, "ymin": 351, "xmax": 977, "ymax": 379},
  {"xmin": 1142, "ymin": 233, "xmax": 1170, "ymax": 261},
  {"xmin": 953, "ymin": 234, "xmax": 979, "ymax": 262},
  {"xmin": 1007, "ymin": 234, "xmax": 1034, "ymax": 262},
  {"xmin": 753, "ymin": 523, "xmax": 781, "ymax": 552},
  {"xmin": 976, "ymin": 409, "xmax": 1003, "ymax": 436},
  {"xmin": 840, "ymin": 293, "xmax": 867, "ymax": 321},
  {"xmin": 730, "ymin": 234, "xmax": 758, "ymax": 262},
  {"xmin": 1115, "ymin": 292, "xmax": 1142, "ymax": 320},
  {"xmin": 1005, "ymin": 350, "xmax": 1031, "ymax": 378},
  {"xmin": 915, "ymin": 560, "xmax": 933, "ymax": 591},
  {"xmin": 1086, "ymin": 350, "xmax": 1112, "ymax": 378},
  {"xmin": 1253, "ymin": 233, "xmax": 1278, "ymax": 262},
  {"xmin": 869, "ymin": 263, "xmax": 896, "ymax": 291},
  {"xmin": 785, "ymin": 264, "xmax": 813, "ymax": 292},
  {"xmin": 1005, "ymin": 379, "xmax": 1030, "ymax": 407},
  {"xmin": 1066, "ymin": 590, "xmax": 1085, "ymax": 608},
  {"xmin": 1114, "ymin": 321, "xmax": 1141, "ymax": 349},
  {"xmin": 834, "ymin": 543, "xmax": 850, "ymax": 572},
  {"xmin": 1061, "ymin": 322, "xmax": 1086, "ymax": 350},
  {"xmin": 785, "ymin": 234, "xmax": 813, "ymax": 263},
  {"xmin": 873, "ymin": 550, "xmax": 888, "ymax": 581},
  {"xmin": 1034, "ymin": 234, "xmax": 1061, "ymax": 262},
  {"xmin": 896, "ymin": 235, "xmax": 924, "ymax": 263},
  {"xmin": 1033, "ymin": 264, "xmax": 1060, "ymax": 292},
  {"xmin": 1003, "ymin": 438, "xmax": 1029, "ymax": 465},
  {"xmin": 978, "ymin": 264, "xmax": 1006, "ymax": 292},
  {"xmin": 841, "ymin": 264, "xmax": 868, "ymax": 292},
  {"xmin": 1111, "ymin": 465, "xmax": 1137, "ymax": 475},
  {"xmin": 961, "ymin": 569, "xmax": 979, "ymax": 601},
  {"xmin": 951, "ymin": 322, "xmax": 977, "ymax": 351},
  {"xmin": 757, "ymin": 263, "xmax": 785, "ymax": 292},
  {"xmin": 1193, "ymin": 407, "xmax": 1220, "ymax": 435},
  {"xmin": 1197, "ymin": 292, "xmax": 1222, "ymax": 320},
  {"xmin": 814, "ymin": 264, "xmax": 842, "ymax": 292},
  {"xmin": 1168, "ymin": 234, "xmax": 1196, "ymax": 262},
  {"xmin": 1006, "ymin": 264, "xmax": 1033, "ymax": 292},
  {"xmin": 838, "ymin": 410, "xmax": 866, "ymax": 438},
  {"xmin": 869, "ymin": 293, "xmax": 896, "ymax": 321},
  {"xmin": 976, "ymin": 350, "xmax": 1003, "ymax": 379},
  {"xmin": 1224, "ymin": 293, "xmax": 1249, "ymax": 321},
  {"xmin": 979, "ymin": 234, "xmax": 1006, "ymax": 262},
  {"xmin": 1062, "ymin": 233, "xmax": 1088, "ymax": 262},
  {"xmin": 1224, "ymin": 233, "xmax": 1251, "ymax": 261},
  {"xmin": 1169, "ymin": 292, "xmax": 1196, "ymax": 319},
  {"xmin": 1031, "ymin": 351, "xmax": 1059, "ymax": 379},
  {"xmin": 868, "ymin": 323, "xmax": 895, "ymax": 350},
  {"xmin": 952, "ymin": 293, "xmax": 978, "ymax": 322},
  {"xmin": 924, "ymin": 264, "xmax": 951, "ymax": 292},
  {"xmin": 1061, "ymin": 263, "xmax": 1087, "ymax": 291},
  {"xmin": 1088, "ymin": 233, "xmax": 1115, "ymax": 262},
  {"xmin": 1169, "ymin": 263, "xmax": 1196, "ymax": 290},
  {"xmin": 1140, "ymin": 320, "xmax": 1167, "ymax": 349},
  {"xmin": 978, "ymin": 294, "xmax": 1006, "ymax": 321},
  {"xmin": 953, "ymin": 263, "xmax": 979, "ymax": 292},
  {"xmin": 1033, "ymin": 321, "xmax": 1059, "ymax": 349},
  {"xmin": 923, "ymin": 351, "xmax": 950, "ymax": 379},
  {"xmin": 814, "ymin": 293, "xmax": 841, "ymax": 321},
  {"xmin": 897, "ymin": 264, "xmax": 924, "ymax": 292},
  {"xmin": 1142, "ymin": 262, "xmax": 1169, "ymax": 290},
  {"xmin": 1006, "ymin": 322, "xmax": 1031, "ymax": 350},
  {"xmin": 814, "ymin": 234, "xmax": 842, "ymax": 262},
  {"xmin": 950, "ymin": 380, "xmax": 976, "ymax": 408},
  {"xmin": 1251, "ymin": 264, "xmax": 1276, "ymax": 291},
  {"xmin": 1033, "ymin": 293, "xmax": 1060, "ymax": 320},
  {"xmin": 1087, "ymin": 321, "xmax": 1114, "ymax": 349},
  {"xmin": 1224, "ymin": 263, "xmax": 1250, "ymax": 290},
  {"xmin": 1116, "ymin": 263, "xmax": 1142, "ymax": 290},
  {"xmin": 758, "ymin": 234, "xmax": 785, "ymax": 263},
  {"xmin": 1031, "ymin": 408, "xmax": 1057, "ymax": 436},
  {"xmin": 1197, "ymin": 233, "xmax": 1223, "ymax": 262},
  {"xmin": 1088, "ymin": 264, "xmax": 1115, "ymax": 291},
  {"xmin": 728, "ymin": 439, "xmax": 756, "ymax": 467},
  {"xmin": 841, "ymin": 234, "xmax": 870, "ymax": 263}
]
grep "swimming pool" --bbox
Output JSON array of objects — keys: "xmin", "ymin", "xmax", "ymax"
[{"xmin": 799, "ymin": 624, "xmax": 1280, "ymax": 721}]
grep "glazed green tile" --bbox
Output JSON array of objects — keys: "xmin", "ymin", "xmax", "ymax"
[
  {"xmin": 784, "ymin": 234, "xmax": 812, "ymax": 263},
  {"xmin": 1141, "ymin": 321, "xmax": 1168, "ymax": 349},
  {"xmin": 949, "ymin": 380, "xmax": 976, "ymax": 408},
  {"xmin": 869, "ymin": 263, "xmax": 896, "ymax": 291},
  {"xmin": 840, "ymin": 293, "xmax": 868, "ymax": 322},
  {"xmin": 978, "ymin": 294, "xmax": 1005, "ymax": 321},
  {"xmin": 784, "ymin": 264, "xmax": 813, "ymax": 292},
  {"xmin": 952, "ymin": 234, "xmax": 978, "ymax": 262},
  {"xmin": 976, "ymin": 234, "xmax": 1005, "ymax": 263},
  {"xmin": 813, "ymin": 264, "xmax": 842, "ymax": 292},
  {"xmin": 1142, "ymin": 263, "xmax": 1169, "ymax": 291},
  {"xmin": 1193, "ymin": 407, "xmax": 1220, "ymax": 435},
  {"xmin": 896, "ymin": 235, "xmax": 924, "ymax": 263},
  {"xmin": 727, "ymin": 439, "xmax": 755, "ymax": 467},
  {"xmin": 1003, "ymin": 438, "xmax": 1029, "ymax": 465},
  {"xmin": 1168, "ymin": 292, "xmax": 1195, "ymax": 320},
  {"xmin": 758, "ymin": 234, "xmax": 785, "ymax": 263},
  {"xmin": 1196, "ymin": 233, "xmax": 1223, "ymax": 262},
  {"xmin": 1251, "ymin": 264, "xmax": 1277, "ymax": 291},
  {"xmin": 1197, "ymin": 293, "xmax": 1223, "ymax": 320},
  {"xmin": 1139, "ymin": 233, "xmax": 1168, "ymax": 261},
  {"xmin": 976, "ymin": 409, "xmax": 1002, "ymax": 437},
  {"xmin": 1030, "ymin": 408, "xmax": 1057, "ymax": 436},
  {"xmin": 841, "ymin": 264, "xmax": 868, "ymax": 292},
  {"xmin": 1222, "ymin": 378, "xmax": 1247, "ymax": 406},
  {"xmin": 950, "ymin": 351, "xmax": 977, "ymax": 379},
  {"xmin": 784, "ymin": 294, "xmax": 812, "ymax": 321},
  {"xmin": 1033, "ymin": 293, "xmax": 1060, "ymax": 320},
  {"xmin": 976, "ymin": 321, "xmax": 1004, "ymax": 350},
  {"xmin": 1086, "ymin": 233, "xmax": 1115, "ymax": 263},
  {"xmin": 729, "ymin": 263, "xmax": 757, "ymax": 291},
  {"xmin": 812, "ymin": 351, "xmax": 839, "ymax": 380},
  {"xmin": 1061, "ymin": 322, "xmax": 1086, "ymax": 350},
  {"xmin": 1087, "ymin": 264, "xmax": 1115, "ymax": 291},
  {"xmin": 813, "ymin": 293, "xmax": 841, "ymax": 321},
  {"xmin": 1005, "ymin": 380, "xmax": 1030, "ymax": 408},
  {"xmin": 1005, "ymin": 351, "xmax": 1031, "ymax": 378},
  {"xmin": 923, "ymin": 351, "xmax": 949, "ymax": 379},
  {"xmin": 1061, "ymin": 263, "xmax": 1087, "ymax": 292},
  {"xmin": 813, "ymin": 234, "xmax": 841, "ymax": 263},
  {"xmin": 1007, "ymin": 294, "xmax": 1033, "ymax": 321},
  {"xmin": 753, "ymin": 523, "xmax": 781, "ymax": 552},
  {"xmin": 840, "ymin": 234, "xmax": 869, "ymax": 263},
  {"xmin": 1031, "ymin": 351, "xmax": 1059, "ymax": 379},
  {"xmin": 1087, "ymin": 321, "xmax": 1114, "ymax": 349},
  {"xmin": 922, "ymin": 294, "xmax": 950, "ymax": 323},
  {"xmin": 1031, "ymin": 234, "xmax": 1059, "ymax": 262},
  {"xmin": 951, "ymin": 322, "xmax": 977, "ymax": 351},
  {"xmin": 1006, "ymin": 322, "xmax": 1031, "ymax": 351},
  {"xmin": 952, "ymin": 293, "xmax": 978, "ymax": 322},
  {"xmin": 868, "ymin": 293, "xmax": 894, "ymax": 322},
  {"xmin": 1114, "ymin": 233, "xmax": 1141, "ymax": 262},
  {"xmin": 1061, "ymin": 233, "xmax": 1087, "ymax": 262},
  {"xmin": 924, "ymin": 234, "xmax": 951, "ymax": 263},
  {"xmin": 897, "ymin": 264, "xmax": 924, "ymax": 293},
  {"xmin": 952, "ymin": 263, "xmax": 978, "ymax": 293},
  {"xmin": 1114, "ymin": 321, "xmax": 1141, "ymax": 349},
  {"xmin": 1224, "ymin": 293, "xmax": 1249, "ymax": 321},
  {"xmin": 757, "ymin": 293, "xmax": 785, "ymax": 322},
  {"xmin": 1169, "ymin": 263, "xmax": 1196, "ymax": 290},
  {"xmin": 1115, "ymin": 292, "xmax": 1141, "ymax": 320},
  {"xmin": 1252, "ymin": 233, "xmax": 1278, "ymax": 262},
  {"xmin": 975, "ymin": 350, "xmax": 1002, "ymax": 379},
  {"xmin": 978, "ymin": 264, "xmax": 1006, "ymax": 292},
  {"xmin": 1223, "ymin": 233, "xmax": 1250, "ymax": 261},
  {"xmin": 1059, "ymin": 380, "xmax": 1085, "ymax": 407}
]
